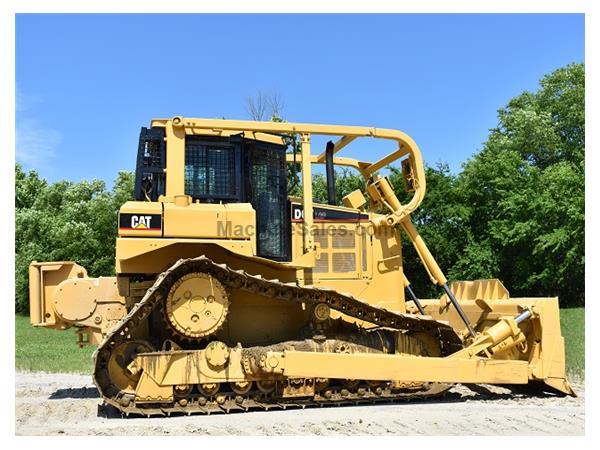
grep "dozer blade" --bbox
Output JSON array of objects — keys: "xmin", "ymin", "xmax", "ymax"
[{"xmin": 418, "ymin": 279, "xmax": 575, "ymax": 396}]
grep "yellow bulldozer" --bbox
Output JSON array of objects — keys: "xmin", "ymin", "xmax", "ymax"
[{"xmin": 29, "ymin": 117, "xmax": 574, "ymax": 415}]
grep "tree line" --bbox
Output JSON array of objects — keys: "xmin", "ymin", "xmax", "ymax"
[{"xmin": 15, "ymin": 63, "xmax": 584, "ymax": 313}]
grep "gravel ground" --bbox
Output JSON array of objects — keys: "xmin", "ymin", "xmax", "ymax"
[{"xmin": 15, "ymin": 371, "xmax": 584, "ymax": 436}]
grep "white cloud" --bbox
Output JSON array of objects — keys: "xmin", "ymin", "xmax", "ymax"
[
  {"xmin": 16, "ymin": 87, "xmax": 42, "ymax": 113},
  {"xmin": 16, "ymin": 118, "xmax": 62, "ymax": 168},
  {"xmin": 15, "ymin": 88, "xmax": 62, "ymax": 168}
]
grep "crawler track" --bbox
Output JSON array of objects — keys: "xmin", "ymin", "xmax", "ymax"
[{"xmin": 93, "ymin": 256, "xmax": 464, "ymax": 416}]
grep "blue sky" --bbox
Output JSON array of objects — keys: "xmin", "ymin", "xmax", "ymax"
[{"xmin": 16, "ymin": 13, "xmax": 584, "ymax": 186}]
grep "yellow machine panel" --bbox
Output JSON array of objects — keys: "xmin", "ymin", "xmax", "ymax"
[{"xmin": 163, "ymin": 201, "xmax": 255, "ymax": 241}]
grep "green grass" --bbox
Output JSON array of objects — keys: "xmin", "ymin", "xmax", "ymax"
[
  {"xmin": 15, "ymin": 308, "xmax": 585, "ymax": 377},
  {"xmin": 560, "ymin": 307, "xmax": 585, "ymax": 380},
  {"xmin": 15, "ymin": 315, "xmax": 95, "ymax": 373}
]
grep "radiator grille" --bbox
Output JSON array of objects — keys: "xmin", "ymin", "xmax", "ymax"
[
  {"xmin": 331, "ymin": 228, "xmax": 355, "ymax": 249},
  {"xmin": 314, "ymin": 254, "xmax": 329, "ymax": 273},
  {"xmin": 361, "ymin": 230, "xmax": 368, "ymax": 272},
  {"xmin": 314, "ymin": 229, "xmax": 329, "ymax": 249},
  {"xmin": 332, "ymin": 253, "xmax": 356, "ymax": 273}
]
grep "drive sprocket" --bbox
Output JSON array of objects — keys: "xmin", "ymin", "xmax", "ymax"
[{"xmin": 164, "ymin": 272, "xmax": 229, "ymax": 339}]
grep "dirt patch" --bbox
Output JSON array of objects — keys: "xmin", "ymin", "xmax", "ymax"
[{"xmin": 15, "ymin": 371, "xmax": 584, "ymax": 436}]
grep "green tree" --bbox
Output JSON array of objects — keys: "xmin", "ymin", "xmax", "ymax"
[
  {"xmin": 15, "ymin": 165, "xmax": 135, "ymax": 313},
  {"xmin": 454, "ymin": 63, "xmax": 584, "ymax": 305},
  {"xmin": 391, "ymin": 163, "xmax": 471, "ymax": 298},
  {"xmin": 312, "ymin": 168, "xmax": 366, "ymax": 205}
]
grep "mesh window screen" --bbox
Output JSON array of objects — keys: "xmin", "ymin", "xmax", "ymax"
[
  {"xmin": 247, "ymin": 143, "xmax": 289, "ymax": 260},
  {"xmin": 135, "ymin": 127, "xmax": 166, "ymax": 202},
  {"xmin": 185, "ymin": 142, "xmax": 237, "ymax": 199}
]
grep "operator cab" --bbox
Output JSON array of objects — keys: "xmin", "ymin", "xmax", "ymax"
[{"xmin": 134, "ymin": 127, "xmax": 290, "ymax": 261}]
